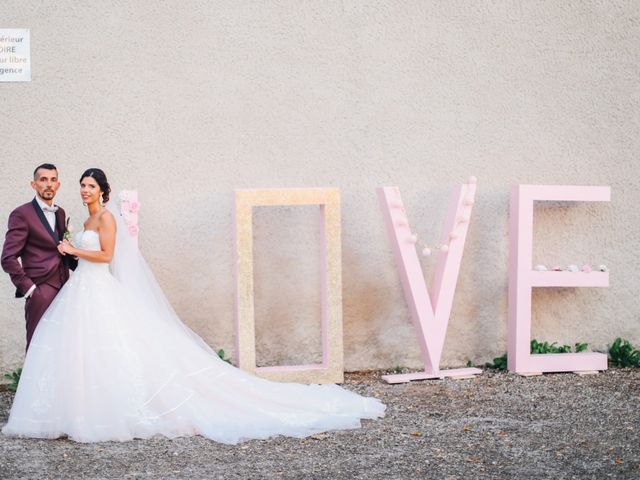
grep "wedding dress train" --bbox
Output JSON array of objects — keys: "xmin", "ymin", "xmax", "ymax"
[{"xmin": 2, "ymin": 229, "xmax": 384, "ymax": 443}]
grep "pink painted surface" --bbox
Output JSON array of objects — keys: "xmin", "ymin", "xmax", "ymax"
[
  {"xmin": 378, "ymin": 184, "xmax": 481, "ymax": 383},
  {"xmin": 119, "ymin": 190, "xmax": 139, "ymax": 247},
  {"xmin": 258, "ymin": 364, "xmax": 326, "ymax": 373},
  {"xmin": 383, "ymin": 368, "xmax": 480, "ymax": 384},
  {"xmin": 529, "ymin": 271, "xmax": 609, "ymax": 288},
  {"xmin": 508, "ymin": 185, "xmax": 611, "ymax": 374},
  {"xmin": 233, "ymin": 188, "xmax": 343, "ymax": 383},
  {"xmin": 319, "ymin": 203, "xmax": 329, "ymax": 367}
]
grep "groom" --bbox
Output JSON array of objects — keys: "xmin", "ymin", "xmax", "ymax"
[{"xmin": 1, "ymin": 164, "xmax": 77, "ymax": 351}]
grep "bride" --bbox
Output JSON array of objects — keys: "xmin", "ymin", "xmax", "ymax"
[{"xmin": 1, "ymin": 168, "xmax": 385, "ymax": 443}]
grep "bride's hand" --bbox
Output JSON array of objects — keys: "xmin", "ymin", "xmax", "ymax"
[{"xmin": 58, "ymin": 240, "xmax": 75, "ymax": 256}]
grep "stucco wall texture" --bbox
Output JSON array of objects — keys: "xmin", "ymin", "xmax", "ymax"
[{"xmin": 1, "ymin": 1, "xmax": 638, "ymax": 374}]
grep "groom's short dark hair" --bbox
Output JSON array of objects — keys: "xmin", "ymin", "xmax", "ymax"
[{"xmin": 33, "ymin": 163, "xmax": 57, "ymax": 178}]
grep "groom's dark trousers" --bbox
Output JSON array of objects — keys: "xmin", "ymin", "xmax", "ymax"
[{"xmin": 1, "ymin": 199, "xmax": 77, "ymax": 350}]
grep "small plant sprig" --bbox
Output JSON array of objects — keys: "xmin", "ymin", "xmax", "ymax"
[
  {"xmin": 3, "ymin": 367, "xmax": 22, "ymax": 392},
  {"xmin": 63, "ymin": 217, "xmax": 73, "ymax": 241},
  {"xmin": 574, "ymin": 342, "xmax": 589, "ymax": 353},
  {"xmin": 485, "ymin": 353, "xmax": 508, "ymax": 371},
  {"xmin": 216, "ymin": 349, "xmax": 232, "ymax": 365},
  {"xmin": 608, "ymin": 338, "xmax": 640, "ymax": 368},
  {"xmin": 484, "ymin": 340, "xmax": 589, "ymax": 370},
  {"xmin": 530, "ymin": 340, "xmax": 588, "ymax": 354}
]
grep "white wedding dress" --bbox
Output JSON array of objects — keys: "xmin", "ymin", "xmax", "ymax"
[{"xmin": 2, "ymin": 224, "xmax": 384, "ymax": 443}]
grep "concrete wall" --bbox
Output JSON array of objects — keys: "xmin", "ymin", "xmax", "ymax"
[{"xmin": 1, "ymin": 1, "xmax": 638, "ymax": 373}]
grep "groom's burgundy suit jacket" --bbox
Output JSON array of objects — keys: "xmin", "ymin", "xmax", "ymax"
[{"xmin": 1, "ymin": 199, "xmax": 76, "ymax": 298}]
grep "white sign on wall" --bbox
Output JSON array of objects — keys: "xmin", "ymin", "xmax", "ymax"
[{"xmin": 0, "ymin": 29, "xmax": 31, "ymax": 82}]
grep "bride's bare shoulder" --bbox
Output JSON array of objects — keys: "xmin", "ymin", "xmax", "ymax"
[{"xmin": 98, "ymin": 209, "xmax": 116, "ymax": 230}]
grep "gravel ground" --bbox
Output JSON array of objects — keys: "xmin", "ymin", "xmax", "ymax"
[{"xmin": 1, "ymin": 369, "xmax": 638, "ymax": 479}]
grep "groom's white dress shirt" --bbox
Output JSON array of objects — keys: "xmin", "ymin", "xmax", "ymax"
[{"xmin": 35, "ymin": 196, "xmax": 57, "ymax": 231}]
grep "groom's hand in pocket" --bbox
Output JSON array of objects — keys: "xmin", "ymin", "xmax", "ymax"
[{"xmin": 24, "ymin": 283, "xmax": 37, "ymax": 300}]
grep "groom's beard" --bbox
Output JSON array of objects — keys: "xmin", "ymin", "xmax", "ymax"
[{"xmin": 39, "ymin": 190, "xmax": 55, "ymax": 201}]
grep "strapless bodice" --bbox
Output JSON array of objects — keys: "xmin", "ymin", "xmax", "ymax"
[
  {"xmin": 75, "ymin": 230, "xmax": 109, "ymax": 271},
  {"xmin": 76, "ymin": 230, "xmax": 101, "ymax": 251}
]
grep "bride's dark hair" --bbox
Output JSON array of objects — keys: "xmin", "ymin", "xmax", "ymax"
[{"xmin": 80, "ymin": 168, "xmax": 111, "ymax": 203}]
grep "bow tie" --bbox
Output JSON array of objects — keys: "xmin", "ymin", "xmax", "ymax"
[{"xmin": 41, "ymin": 205, "xmax": 59, "ymax": 213}]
